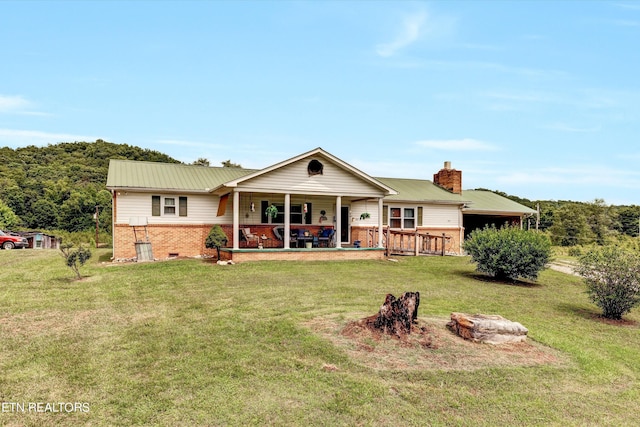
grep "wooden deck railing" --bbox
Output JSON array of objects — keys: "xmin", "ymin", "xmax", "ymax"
[{"xmin": 367, "ymin": 227, "xmax": 450, "ymax": 256}]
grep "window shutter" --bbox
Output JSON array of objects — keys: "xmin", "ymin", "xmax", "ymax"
[
  {"xmin": 418, "ymin": 207, "xmax": 423, "ymax": 227},
  {"xmin": 305, "ymin": 203, "xmax": 312, "ymax": 224},
  {"xmin": 152, "ymin": 196, "xmax": 161, "ymax": 216},
  {"xmin": 179, "ymin": 197, "xmax": 188, "ymax": 216},
  {"xmin": 382, "ymin": 205, "xmax": 388, "ymax": 225},
  {"xmin": 261, "ymin": 201, "xmax": 269, "ymax": 223}
]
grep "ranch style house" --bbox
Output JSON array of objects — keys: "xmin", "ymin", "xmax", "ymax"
[{"xmin": 106, "ymin": 147, "xmax": 536, "ymax": 262}]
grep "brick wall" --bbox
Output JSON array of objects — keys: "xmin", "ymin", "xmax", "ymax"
[
  {"xmin": 113, "ymin": 223, "xmax": 337, "ymax": 260},
  {"xmin": 433, "ymin": 165, "xmax": 462, "ymax": 194}
]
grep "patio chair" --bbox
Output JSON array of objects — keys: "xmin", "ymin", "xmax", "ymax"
[
  {"xmin": 318, "ymin": 228, "xmax": 335, "ymax": 247},
  {"xmin": 240, "ymin": 228, "xmax": 259, "ymax": 247}
]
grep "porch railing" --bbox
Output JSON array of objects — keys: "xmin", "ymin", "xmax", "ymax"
[{"xmin": 368, "ymin": 227, "xmax": 450, "ymax": 256}]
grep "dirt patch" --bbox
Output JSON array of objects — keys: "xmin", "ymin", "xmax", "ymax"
[{"xmin": 307, "ymin": 315, "xmax": 567, "ymax": 372}]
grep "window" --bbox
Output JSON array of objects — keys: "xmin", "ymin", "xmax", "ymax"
[
  {"xmin": 152, "ymin": 196, "xmax": 187, "ymax": 217},
  {"xmin": 164, "ymin": 198, "xmax": 176, "ymax": 215},
  {"xmin": 388, "ymin": 206, "xmax": 416, "ymax": 229},
  {"xmin": 261, "ymin": 201, "xmax": 307, "ymax": 224}
]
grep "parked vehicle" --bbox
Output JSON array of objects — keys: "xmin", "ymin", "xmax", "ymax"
[{"xmin": 0, "ymin": 230, "xmax": 28, "ymax": 249}]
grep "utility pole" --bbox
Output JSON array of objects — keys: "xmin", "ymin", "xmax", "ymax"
[{"xmin": 94, "ymin": 205, "xmax": 99, "ymax": 248}]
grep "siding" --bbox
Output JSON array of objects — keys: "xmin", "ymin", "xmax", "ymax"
[
  {"xmin": 239, "ymin": 157, "xmax": 384, "ymax": 196},
  {"xmin": 116, "ymin": 192, "xmax": 224, "ymax": 225},
  {"xmin": 424, "ymin": 205, "xmax": 460, "ymax": 228}
]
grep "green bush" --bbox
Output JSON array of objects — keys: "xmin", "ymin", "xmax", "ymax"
[
  {"xmin": 463, "ymin": 226, "xmax": 552, "ymax": 281},
  {"xmin": 576, "ymin": 246, "xmax": 640, "ymax": 320}
]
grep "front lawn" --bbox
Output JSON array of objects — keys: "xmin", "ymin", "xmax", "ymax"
[{"xmin": 1, "ymin": 250, "xmax": 638, "ymax": 426}]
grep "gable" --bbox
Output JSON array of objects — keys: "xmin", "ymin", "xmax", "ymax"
[{"xmin": 237, "ymin": 155, "xmax": 387, "ymax": 196}]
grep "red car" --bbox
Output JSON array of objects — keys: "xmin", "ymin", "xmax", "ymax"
[{"xmin": 0, "ymin": 230, "xmax": 28, "ymax": 249}]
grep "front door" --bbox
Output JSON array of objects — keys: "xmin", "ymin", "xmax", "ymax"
[{"xmin": 340, "ymin": 206, "xmax": 349, "ymax": 243}]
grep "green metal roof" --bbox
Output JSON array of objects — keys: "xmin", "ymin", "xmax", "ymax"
[
  {"xmin": 462, "ymin": 190, "xmax": 537, "ymax": 215},
  {"xmin": 106, "ymin": 160, "xmax": 256, "ymax": 192},
  {"xmin": 106, "ymin": 160, "xmax": 536, "ymax": 216},
  {"xmin": 374, "ymin": 177, "xmax": 465, "ymax": 204}
]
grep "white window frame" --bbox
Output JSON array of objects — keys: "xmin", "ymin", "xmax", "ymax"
[{"xmin": 388, "ymin": 206, "xmax": 417, "ymax": 230}]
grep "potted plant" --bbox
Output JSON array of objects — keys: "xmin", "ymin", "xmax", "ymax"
[
  {"xmin": 265, "ymin": 204, "xmax": 278, "ymax": 221},
  {"xmin": 360, "ymin": 212, "xmax": 371, "ymax": 220}
]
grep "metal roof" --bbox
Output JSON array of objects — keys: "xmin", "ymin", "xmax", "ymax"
[
  {"xmin": 462, "ymin": 190, "xmax": 537, "ymax": 215},
  {"xmin": 106, "ymin": 160, "xmax": 256, "ymax": 192},
  {"xmin": 106, "ymin": 160, "xmax": 536, "ymax": 216},
  {"xmin": 374, "ymin": 177, "xmax": 466, "ymax": 204}
]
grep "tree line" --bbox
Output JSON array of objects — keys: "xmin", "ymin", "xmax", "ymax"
[
  {"xmin": 0, "ymin": 140, "xmax": 178, "ymax": 233},
  {"xmin": 482, "ymin": 189, "xmax": 640, "ymax": 246},
  {"xmin": 0, "ymin": 140, "xmax": 638, "ymax": 248}
]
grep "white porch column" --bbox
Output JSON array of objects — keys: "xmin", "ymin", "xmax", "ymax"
[
  {"xmin": 335, "ymin": 196, "xmax": 342, "ymax": 248},
  {"xmin": 232, "ymin": 190, "xmax": 240, "ymax": 250},
  {"xmin": 284, "ymin": 193, "xmax": 291, "ymax": 249},
  {"xmin": 377, "ymin": 197, "xmax": 384, "ymax": 248}
]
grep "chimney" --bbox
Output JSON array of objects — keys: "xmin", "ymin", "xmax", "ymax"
[{"xmin": 433, "ymin": 161, "xmax": 462, "ymax": 194}]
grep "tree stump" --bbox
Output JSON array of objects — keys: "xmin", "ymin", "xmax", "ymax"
[{"xmin": 370, "ymin": 292, "xmax": 420, "ymax": 336}]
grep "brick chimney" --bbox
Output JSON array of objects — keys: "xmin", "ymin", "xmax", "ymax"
[{"xmin": 433, "ymin": 161, "xmax": 462, "ymax": 194}]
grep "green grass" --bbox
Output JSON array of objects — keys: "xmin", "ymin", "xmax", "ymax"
[{"xmin": 1, "ymin": 249, "xmax": 639, "ymax": 426}]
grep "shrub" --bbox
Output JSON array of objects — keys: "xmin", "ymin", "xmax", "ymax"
[
  {"xmin": 60, "ymin": 243, "xmax": 92, "ymax": 279},
  {"xmin": 463, "ymin": 226, "xmax": 552, "ymax": 281},
  {"xmin": 205, "ymin": 225, "xmax": 228, "ymax": 259},
  {"xmin": 576, "ymin": 246, "xmax": 640, "ymax": 320}
]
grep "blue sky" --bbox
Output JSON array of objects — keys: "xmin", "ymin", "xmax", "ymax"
[{"xmin": 1, "ymin": 1, "xmax": 639, "ymax": 204}]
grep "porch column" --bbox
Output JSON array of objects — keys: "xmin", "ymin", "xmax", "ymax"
[
  {"xmin": 232, "ymin": 190, "xmax": 240, "ymax": 250},
  {"xmin": 377, "ymin": 197, "xmax": 384, "ymax": 248},
  {"xmin": 335, "ymin": 196, "xmax": 342, "ymax": 248},
  {"xmin": 284, "ymin": 193, "xmax": 291, "ymax": 249}
]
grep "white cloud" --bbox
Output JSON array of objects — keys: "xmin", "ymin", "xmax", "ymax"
[
  {"xmin": 0, "ymin": 128, "xmax": 99, "ymax": 146},
  {"xmin": 415, "ymin": 138, "xmax": 498, "ymax": 151},
  {"xmin": 0, "ymin": 95, "xmax": 30, "ymax": 112},
  {"xmin": 376, "ymin": 11, "xmax": 427, "ymax": 57}
]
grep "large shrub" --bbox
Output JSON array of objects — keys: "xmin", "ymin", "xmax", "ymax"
[
  {"xmin": 575, "ymin": 246, "xmax": 640, "ymax": 320},
  {"xmin": 463, "ymin": 226, "xmax": 552, "ymax": 281}
]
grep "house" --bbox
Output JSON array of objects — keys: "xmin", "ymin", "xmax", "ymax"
[{"xmin": 106, "ymin": 148, "xmax": 535, "ymax": 262}]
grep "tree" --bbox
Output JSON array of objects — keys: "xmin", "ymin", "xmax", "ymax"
[
  {"xmin": 576, "ymin": 246, "xmax": 640, "ymax": 320},
  {"xmin": 221, "ymin": 159, "xmax": 242, "ymax": 168},
  {"xmin": 463, "ymin": 226, "xmax": 552, "ymax": 281},
  {"xmin": 205, "ymin": 225, "xmax": 228, "ymax": 259},
  {"xmin": 60, "ymin": 243, "xmax": 92, "ymax": 279},
  {"xmin": 0, "ymin": 199, "xmax": 20, "ymax": 229},
  {"xmin": 613, "ymin": 205, "xmax": 640, "ymax": 237},
  {"xmin": 584, "ymin": 199, "xmax": 615, "ymax": 245},
  {"xmin": 192, "ymin": 158, "xmax": 210, "ymax": 167},
  {"xmin": 548, "ymin": 204, "xmax": 592, "ymax": 246}
]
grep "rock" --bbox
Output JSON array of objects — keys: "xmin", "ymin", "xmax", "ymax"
[{"xmin": 447, "ymin": 312, "xmax": 528, "ymax": 344}]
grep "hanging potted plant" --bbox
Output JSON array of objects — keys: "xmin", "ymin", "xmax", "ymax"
[
  {"xmin": 265, "ymin": 204, "xmax": 278, "ymax": 222},
  {"xmin": 360, "ymin": 212, "xmax": 371, "ymax": 220}
]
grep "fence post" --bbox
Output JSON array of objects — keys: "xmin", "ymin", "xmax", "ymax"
[{"xmin": 441, "ymin": 233, "xmax": 446, "ymax": 256}]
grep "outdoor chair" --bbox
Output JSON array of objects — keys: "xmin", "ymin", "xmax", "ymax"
[
  {"xmin": 318, "ymin": 228, "xmax": 335, "ymax": 247},
  {"xmin": 240, "ymin": 228, "xmax": 259, "ymax": 247}
]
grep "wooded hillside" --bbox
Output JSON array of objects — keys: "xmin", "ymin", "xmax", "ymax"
[{"xmin": 0, "ymin": 140, "xmax": 179, "ymax": 232}]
